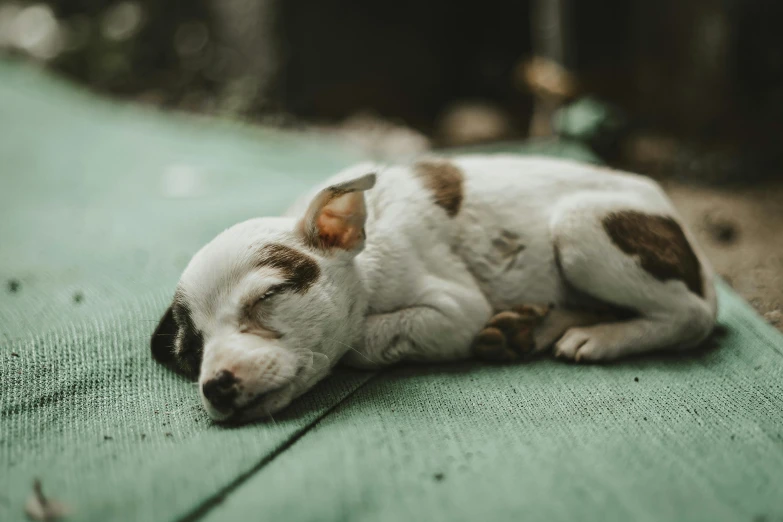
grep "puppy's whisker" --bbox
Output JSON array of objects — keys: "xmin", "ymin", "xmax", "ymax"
[
  {"xmin": 266, "ymin": 408, "xmax": 278, "ymax": 426},
  {"xmin": 314, "ymin": 351, "xmax": 332, "ymax": 365},
  {"xmin": 320, "ymin": 335, "xmax": 377, "ymax": 364},
  {"xmin": 320, "ymin": 335, "xmax": 353, "ymax": 351}
]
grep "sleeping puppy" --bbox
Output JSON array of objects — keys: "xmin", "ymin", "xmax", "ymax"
[{"xmin": 150, "ymin": 155, "xmax": 717, "ymax": 422}]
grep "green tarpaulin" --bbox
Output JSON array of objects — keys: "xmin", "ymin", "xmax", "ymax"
[{"xmin": 1, "ymin": 61, "xmax": 782, "ymax": 522}]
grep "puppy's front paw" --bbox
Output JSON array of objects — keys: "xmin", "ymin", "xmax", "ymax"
[
  {"xmin": 554, "ymin": 326, "xmax": 614, "ymax": 362},
  {"xmin": 473, "ymin": 307, "xmax": 549, "ymax": 362}
]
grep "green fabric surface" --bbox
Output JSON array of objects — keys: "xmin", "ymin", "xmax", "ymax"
[
  {"xmin": 1, "ymin": 59, "xmax": 782, "ymax": 522},
  {"xmin": 0, "ymin": 60, "xmax": 372, "ymax": 522},
  {"xmin": 206, "ymin": 287, "xmax": 783, "ymax": 522}
]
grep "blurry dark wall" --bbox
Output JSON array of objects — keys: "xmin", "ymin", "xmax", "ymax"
[
  {"xmin": 276, "ymin": 0, "xmax": 532, "ymax": 133},
  {"xmin": 3, "ymin": 0, "xmax": 783, "ymax": 175},
  {"xmin": 40, "ymin": 1, "xmax": 215, "ymax": 99},
  {"xmin": 524, "ymin": 0, "xmax": 783, "ymax": 178},
  {"xmin": 529, "ymin": 0, "xmax": 783, "ymax": 136}
]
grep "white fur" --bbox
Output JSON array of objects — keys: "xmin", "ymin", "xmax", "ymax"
[{"xmin": 174, "ymin": 155, "xmax": 717, "ymax": 421}]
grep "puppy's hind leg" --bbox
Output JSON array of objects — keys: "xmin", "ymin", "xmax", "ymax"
[
  {"xmin": 550, "ymin": 193, "xmax": 717, "ymax": 362},
  {"xmin": 532, "ymin": 307, "xmax": 613, "ymax": 353},
  {"xmin": 473, "ymin": 305, "xmax": 609, "ymax": 362}
]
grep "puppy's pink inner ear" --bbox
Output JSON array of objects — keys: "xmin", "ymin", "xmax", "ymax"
[
  {"xmin": 309, "ymin": 191, "xmax": 367, "ymax": 250},
  {"xmin": 298, "ymin": 172, "xmax": 375, "ymax": 251}
]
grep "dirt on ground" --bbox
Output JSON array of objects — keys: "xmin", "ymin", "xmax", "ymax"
[{"xmin": 662, "ymin": 179, "xmax": 783, "ymax": 332}]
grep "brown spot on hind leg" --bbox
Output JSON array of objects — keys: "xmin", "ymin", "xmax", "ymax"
[
  {"xmin": 473, "ymin": 305, "xmax": 550, "ymax": 362},
  {"xmin": 602, "ymin": 211, "xmax": 703, "ymax": 297}
]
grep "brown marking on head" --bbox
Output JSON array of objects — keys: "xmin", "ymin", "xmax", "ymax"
[
  {"xmin": 256, "ymin": 243, "xmax": 320, "ymax": 294},
  {"xmin": 603, "ymin": 211, "xmax": 704, "ymax": 297},
  {"xmin": 414, "ymin": 160, "xmax": 464, "ymax": 217}
]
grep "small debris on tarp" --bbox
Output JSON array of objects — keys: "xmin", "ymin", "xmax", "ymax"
[
  {"xmin": 72, "ymin": 292, "xmax": 84, "ymax": 304},
  {"xmin": 103, "ymin": 435, "xmax": 113, "ymax": 441},
  {"xmin": 25, "ymin": 479, "xmax": 70, "ymax": 521},
  {"xmin": 11, "ymin": 352, "xmax": 20, "ymax": 357},
  {"xmin": 7, "ymin": 279, "xmax": 21, "ymax": 293},
  {"xmin": 165, "ymin": 432, "xmax": 173, "ymax": 438},
  {"xmin": 433, "ymin": 473, "xmax": 445, "ymax": 482},
  {"xmin": 634, "ymin": 377, "xmax": 639, "ymax": 382}
]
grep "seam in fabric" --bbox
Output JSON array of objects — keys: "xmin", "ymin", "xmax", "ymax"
[
  {"xmin": 176, "ymin": 373, "xmax": 378, "ymax": 522},
  {"xmin": 735, "ymin": 312, "xmax": 783, "ymax": 357}
]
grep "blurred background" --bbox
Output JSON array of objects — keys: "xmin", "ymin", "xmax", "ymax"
[
  {"xmin": 3, "ymin": 0, "xmax": 783, "ymax": 178},
  {"xmin": 0, "ymin": 0, "xmax": 781, "ymax": 326}
]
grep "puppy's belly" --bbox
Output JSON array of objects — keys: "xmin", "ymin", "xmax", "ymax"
[{"xmin": 463, "ymin": 242, "xmax": 565, "ymax": 311}]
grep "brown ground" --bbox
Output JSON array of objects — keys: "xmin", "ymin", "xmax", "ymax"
[{"xmin": 661, "ymin": 179, "xmax": 783, "ymax": 332}]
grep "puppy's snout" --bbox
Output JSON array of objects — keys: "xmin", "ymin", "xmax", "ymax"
[{"xmin": 202, "ymin": 370, "xmax": 239, "ymax": 413}]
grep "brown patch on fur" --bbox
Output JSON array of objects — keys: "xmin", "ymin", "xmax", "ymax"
[
  {"xmin": 415, "ymin": 160, "xmax": 464, "ymax": 217},
  {"xmin": 603, "ymin": 211, "xmax": 704, "ymax": 297},
  {"xmin": 256, "ymin": 243, "xmax": 321, "ymax": 294}
]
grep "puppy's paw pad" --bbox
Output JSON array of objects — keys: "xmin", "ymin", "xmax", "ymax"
[
  {"xmin": 475, "ymin": 308, "xmax": 541, "ymax": 362},
  {"xmin": 473, "ymin": 326, "xmax": 518, "ymax": 362},
  {"xmin": 486, "ymin": 311, "xmax": 525, "ymax": 330}
]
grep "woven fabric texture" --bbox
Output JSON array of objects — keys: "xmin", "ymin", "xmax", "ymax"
[
  {"xmin": 204, "ymin": 285, "xmax": 783, "ymax": 522},
  {"xmin": 2, "ymin": 60, "xmax": 783, "ymax": 522}
]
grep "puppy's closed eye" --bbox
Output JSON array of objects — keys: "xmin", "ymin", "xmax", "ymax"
[
  {"xmin": 243, "ymin": 284, "xmax": 291, "ymax": 320},
  {"xmin": 256, "ymin": 283, "xmax": 291, "ymax": 304},
  {"xmin": 242, "ymin": 285, "xmax": 288, "ymax": 339}
]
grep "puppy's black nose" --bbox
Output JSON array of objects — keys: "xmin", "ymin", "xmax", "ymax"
[{"xmin": 202, "ymin": 370, "xmax": 239, "ymax": 412}]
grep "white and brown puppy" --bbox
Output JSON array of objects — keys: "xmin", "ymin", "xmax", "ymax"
[{"xmin": 151, "ymin": 155, "xmax": 717, "ymax": 422}]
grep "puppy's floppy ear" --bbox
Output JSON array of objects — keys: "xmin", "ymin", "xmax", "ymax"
[
  {"xmin": 297, "ymin": 173, "xmax": 376, "ymax": 251},
  {"xmin": 150, "ymin": 305, "xmax": 178, "ymax": 364}
]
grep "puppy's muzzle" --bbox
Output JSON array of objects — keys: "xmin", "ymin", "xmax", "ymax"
[{"xmin": 202, "ymin": 370, "xmax": 239, "ymax": 413}]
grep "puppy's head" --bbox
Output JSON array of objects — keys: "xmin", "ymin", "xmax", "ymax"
[{"xmin": 150, "ymin": 173, "xmax": 376, "ymax": 422}]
